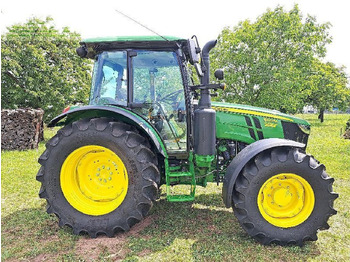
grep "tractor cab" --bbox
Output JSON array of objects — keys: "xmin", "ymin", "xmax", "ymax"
[
  {"xmin": 89, "ymin": 48, "xmax": 187, "ymax": 153},
  {"xmin": 75, "ymin": 36, "xmax": 224, "ymax": 158}
]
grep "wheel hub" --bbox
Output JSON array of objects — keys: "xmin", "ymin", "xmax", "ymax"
[
  {"xmin": 257, "ymin": 173, "xmax": 315, "ymax": 228},
  {"xmin": 61, "ymin": 145, "xmax": 128, "ymax": 216}
]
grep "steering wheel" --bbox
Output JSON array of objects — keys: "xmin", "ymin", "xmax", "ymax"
[{"xmin": 158, "ymin": 89, "xmax": 183, "ymax": 103}]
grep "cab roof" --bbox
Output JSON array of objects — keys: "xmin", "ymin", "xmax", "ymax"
[
  {"xmin": 82, "ymin": 35, "xmax": 186, "ymax": 43},
  {"xmin": 80, "ymin": 35, "xmax": 188, "ymax": 58}
]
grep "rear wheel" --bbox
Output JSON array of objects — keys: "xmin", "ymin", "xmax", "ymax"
[
  {"xmin": 232, "ymin": 147, "xmax": 338, "ymax": 245},
  {"xmin": 37, "ymin": 118, "xmax": 160, "ymax": 237}
]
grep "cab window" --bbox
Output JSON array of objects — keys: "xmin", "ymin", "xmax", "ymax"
[
  {"xmin": 132, "ymin": 51, "xmax": 187, "ymax": 152},
  {"xmin": 90, "ymin": 51, "xmax": 127, "ymax": 106}
]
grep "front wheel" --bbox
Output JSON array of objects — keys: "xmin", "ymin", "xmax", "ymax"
[
  {"xmin": 232, "ymin": 147, "xmax": 338, "ymax": 246},
  {"xmin": 36, "ymin": 118, "xmax": 160, "ymax": 237}
]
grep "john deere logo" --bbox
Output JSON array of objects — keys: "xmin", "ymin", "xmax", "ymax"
[{"xmin": 264, "ymin": 118, "xmax": 278, "ymax": 128}]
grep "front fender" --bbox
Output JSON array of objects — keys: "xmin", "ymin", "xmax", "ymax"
[
  {"xmin": 222, "ymin": 138, "xmax": 305, "ymax": 208},
  {"xmin": 48, "ymin": 105, "xmax": 167, "ymax": 157}
]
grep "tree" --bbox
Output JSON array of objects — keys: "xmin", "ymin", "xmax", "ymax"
[
  {"xmin": 1, "ymin": 17, "xmax": 92, "ymax": 122},
  {"xmin": 305, "ymin": 61, "xmax": 349, "ymax": 122},
  {"xmin": 211, "ymin": 5, "xmax": 349, "ymax": 115}
]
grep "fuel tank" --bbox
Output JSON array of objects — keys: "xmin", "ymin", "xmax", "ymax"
[{"xmin": 194, "ymin": 108, "xmax": 216, "ymax": 156}]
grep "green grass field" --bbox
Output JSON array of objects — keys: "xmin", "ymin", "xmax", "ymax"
[{"xmin": 2, "ymin": 114, "xmax": 350, "ymax": 261}]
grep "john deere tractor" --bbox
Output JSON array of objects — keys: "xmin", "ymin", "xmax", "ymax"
[{"xmin": 37, "ymin": 36, "xmax": 338, "ymax": 245}]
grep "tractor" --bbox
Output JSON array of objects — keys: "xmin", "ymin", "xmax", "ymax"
[{"xmin": 37, "ymin": 35, "xmax": 338, "ymax": 245}]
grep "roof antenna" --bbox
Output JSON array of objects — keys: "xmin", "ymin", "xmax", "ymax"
[{"xmin": 115, "ymin": 9, "xmax": 169, "ymax": 42}]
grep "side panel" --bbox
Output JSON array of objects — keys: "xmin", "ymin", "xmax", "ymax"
[
  {"xmin": 222, "ymin": 138, "xmax": 305, "ymax": 208},
  {"xmin": 48, "ymin": 105, "xmax": 167, "ymax": 157},
  {"xmin": 215, "ymin": 109, "xmax": 285, "ymax": 144}
]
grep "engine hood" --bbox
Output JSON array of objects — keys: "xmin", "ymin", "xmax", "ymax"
[{"xmin": 212, "ymin": 101, "xmax": 309, "ymax": 126}]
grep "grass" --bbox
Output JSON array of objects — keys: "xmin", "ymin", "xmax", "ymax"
[{"xmin": 2, "ymin": 114, "xmax": 350, "ymax": 261}]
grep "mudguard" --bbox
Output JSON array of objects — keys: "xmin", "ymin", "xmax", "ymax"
[
  {"xmin": 222, "ymin": 138, "xmax": 305, "ymax": 208},
  {"xmin": 48, "ymin": 105, "xmax": 167, "ymax": 157}
]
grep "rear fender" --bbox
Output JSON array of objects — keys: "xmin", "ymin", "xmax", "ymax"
[
  {"xmin": 48, "ymin": 105, "xmax": 167, "ymax": 157},
  {"xmin": 222, "ymin": 138, "xmax": 305, "ymax": 208}
]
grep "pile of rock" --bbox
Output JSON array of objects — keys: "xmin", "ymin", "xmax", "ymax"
[{"xmin": 1, "ymin": 108, "xmax": 44, "ymax": 150}]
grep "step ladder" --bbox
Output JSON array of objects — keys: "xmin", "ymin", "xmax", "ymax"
[{"xmin": 166, "ymin": 170, "xmax": 196, "ymax": 202}]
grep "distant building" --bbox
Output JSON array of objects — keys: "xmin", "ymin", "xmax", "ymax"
[
  {"xmin": 303, "ymin": 105, "xmax": 316, "ymax": 114},
  {"xmin": 302, "ymin": 106, "xmax": 350, "ymax": 114}
]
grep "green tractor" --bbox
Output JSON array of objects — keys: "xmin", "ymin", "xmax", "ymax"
[{"xmin": 37, "ymin": 35, "xmax": 338, "ymax": 245}]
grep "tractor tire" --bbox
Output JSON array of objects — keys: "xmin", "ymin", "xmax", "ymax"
[
  {"xmin": 232, "ymin": 147, "xmax": 338, "ymax": 246},
  {"xmin": 36, "ymin": 118, "xmax": 160, "ymax": 237}
]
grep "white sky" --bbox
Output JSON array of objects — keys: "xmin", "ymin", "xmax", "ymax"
[{"xmin": 1, "ymin": 0, "xmax": 350, "ymax": 76}]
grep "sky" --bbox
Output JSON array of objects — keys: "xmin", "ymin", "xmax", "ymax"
[{"xmin": 1, "ymin": 0, "xmax": 350, "ymax": 76}]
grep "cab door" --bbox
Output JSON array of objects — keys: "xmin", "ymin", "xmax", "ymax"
[{"xmin": 131, "ymin": 50, "xmax": 187, "ymax": 153}]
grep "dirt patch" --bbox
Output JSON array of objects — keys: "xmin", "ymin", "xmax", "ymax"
[
  {"xmin": 38, "ymin": 234, "xmax": 60, "ymax": 245},
  {"xmin": 75, "ymin": 235, "xmax": 128, "ymax": 261},
  {"xmin": 207, "ymin": 224, "xmax": 222, "ymax": 234},
  {"xmin": 32, "ymin": 253, "xmax": 59, "ymax": 262},
  {"xmin": 75, "ymin": 216, "xmax": 154, "ymax": 261},
  {"xmin": 127, "ymin": 216, "xmax": 154, "ymax": 237}
]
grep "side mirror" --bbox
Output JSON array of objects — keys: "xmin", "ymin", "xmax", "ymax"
[
  {"xmin": 214, "ymin": 69, "xmax": 224, "ymax": 81},
  {"xmin": 188, "ymin": 39, "xmax": 201, "ymax": 65},
  {"xmin": 76, "ymin": 46, "xmax": 87, "ymax": 58}
]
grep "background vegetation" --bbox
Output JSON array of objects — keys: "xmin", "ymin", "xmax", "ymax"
[
  {"xmin": 212, "ymin": 5, "xmax": 350, "ymax": 120},
  {"xmin": 2, "ymin": 114, "xmax": 350, "ymax": 261},
  {"xmin": 1, "ymin": 6, "xmax": 349, "ymax": 124},
  {"xmin": 1, "ymin": 17, "xmax": 92, "ymax": 122}
]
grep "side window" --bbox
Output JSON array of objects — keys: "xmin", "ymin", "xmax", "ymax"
[
  {"xmin": 90, "ymin": 51, "xmax": 127, "ymax": 106},
  {"xmin": 100, "ymin": 66, "xmax": 127, "ymax": 100}
]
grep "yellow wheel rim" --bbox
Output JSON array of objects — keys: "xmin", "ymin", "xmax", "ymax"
[
  {"xmin": 257, "ymin": 173, "xmax": 315, "ymax": 228},
  {"xmin": 60, "ymin": 145, "xmax": 128, "ymax": 216}
]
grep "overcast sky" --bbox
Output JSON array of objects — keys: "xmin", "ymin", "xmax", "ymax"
[{"xmin": 1, "ymin": 0, "xmax": 350, "ymax": 76}]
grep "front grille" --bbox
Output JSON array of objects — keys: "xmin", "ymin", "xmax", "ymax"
[{"xmin": 282, "ymin": 122, "xmax": 309, "ymax": 145}]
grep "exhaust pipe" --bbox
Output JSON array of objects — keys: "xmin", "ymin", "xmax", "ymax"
[
  {"xmin": 194, "ymin": 40, "xmax": 217, "ymax": 157},
  {"xmin": 198, "ymin": 39, "xmax": 217, "ymax": 108}
]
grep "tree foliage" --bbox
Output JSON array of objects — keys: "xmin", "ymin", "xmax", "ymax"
[
  {"xmin": 305, "ymin": 60, "xmax": 349, "ymax": 121},
  {"xmin": 212, "ymin": 5, "xmax": 350, "ymax": 114},
  {"xmin": 1, "ymin": 17, "xmax": 92, "ymax": 122}
]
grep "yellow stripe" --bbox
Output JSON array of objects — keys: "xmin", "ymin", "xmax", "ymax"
[{"xmin": 212, "ymin": 106, "xmax": 293, "ymax": 122}]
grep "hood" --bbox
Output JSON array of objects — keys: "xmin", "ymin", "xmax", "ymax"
[{"xmin": 212, "ymin": 102, "xmax": 309, "ymax": 126}]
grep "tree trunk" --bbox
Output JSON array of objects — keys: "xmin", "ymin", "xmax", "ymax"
[{"xmin": 318, "ymin": 109, "xmax": 325, "ymax": 123}]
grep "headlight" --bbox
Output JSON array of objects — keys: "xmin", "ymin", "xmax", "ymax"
[{"xmin": 298, "ymin": 124, "xmax": 310, "ymax": 134}]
